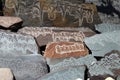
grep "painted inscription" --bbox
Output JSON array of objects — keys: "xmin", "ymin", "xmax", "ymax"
[{"xmin": 55, "ymin": 43, "xmax": 85, "ymax": 54}]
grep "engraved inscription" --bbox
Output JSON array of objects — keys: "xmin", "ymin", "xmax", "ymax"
[
  {"xmin": 52, "ymin": 31, "xmax": 85, "ymax": 42},
  {"xmin": 55, "ymin": 43, "xmax": 85, "ymax": 54}
]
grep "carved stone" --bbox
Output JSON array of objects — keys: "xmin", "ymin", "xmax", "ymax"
[
  {"xmin": 0, "ymin": 55, "xmax": 48, "ymax": 80},
  {"xmin": 88, "ymin": 50, "xmax": 120, "ymax": 77},
  {"xmin": 0, "ymin": 30, "xmax": 39, "ymax": 57},
  {"xmin": 4, "ymin": 0, "xmax": 101, "ymax": 28},
  {"xmin": 0, "ymin": 68, "xmax": 13, "ymax": 80},
  {"xmin": 44, "ymin": 41, "xmax": 89, "ymax": 58},
  {"xmin": 18, "ymin": 27, "xmax": 96, "ymax": 47}
]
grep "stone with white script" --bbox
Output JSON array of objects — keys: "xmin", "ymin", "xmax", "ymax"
[
  {"xmin": 0, "ymin": 55, "xmax": 48, "ymax": 80},
  {"xmin": 0, "ymin": 16, "xmax": 22, "ymax": 28},
  {"xmin": 95, "ymin": 23, "xmax": 120, "ymax": 33},
  {"xmin": 84, "ymin": 30, "xmax": 120, "ymax": 57},
  {"xmin": 0, "ymin": 30, "xmax": 39, "ymax": 57},
  {"xmin": 88, "ymin": 50, "xmax": 120, "ymax": 77},
  {"xmin": 0, "ymin": 68, "xmax": 13, "ymax": 80},
  {"xmin": 46, "ymin": 54, "xmax": 96, "ymax": 72},
  {"xmin": 4, "ymin": 0, "xmax": 41, "ymax": 27},
  {"xmin": 44, "ymin": 41, "xmax": 88, "ymax": 58},
  {"xmin": 18, "ymin": 27, "xmax": 96, "ymax": 47}
]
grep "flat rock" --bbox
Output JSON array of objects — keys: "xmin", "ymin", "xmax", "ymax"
[
  {"xmin": 88, "ymin": 50, "xmax": 120, "ymax": 77},
  {"xmin": 0, "ymin": 55, "xmax": 48, "ymax": 80},
  {"xmin": 4, "ymin": 0, "xmax": 41, "ymax": 26},
  {"xmin": 0, "ymin": 16, "xmax": 22, "ymax": 28},
  {"xmin": 95, "ymin": 23, "xmax": 120, "ymax": 33},
  {"xmin": 84, "ymin": 30, "xmax": 120, "ymax": 57},
  {"xmin": 47, "ymin": 54, "xmax": 96, "ymax": 72},
  {"xmin": 0, "ymin": 30, "xmax": 39, "ymax": 57},
  {"xmin": 18, "ymin": 27, "xmax": 96, "ymax": 47},
  {"xmin": 44, "ymin": 41, "xmax": 89, "ymax": 58},
  {"xmin": 0, "ymin": 68, "xmax": 13, "ymax": 80},
  {"xmin": 4, "ymin": 0, "xmax": 101, "ymax": 28},
  {"xmin": 40, "ymin": 66, "xmax": 85, "ymax": 80}
]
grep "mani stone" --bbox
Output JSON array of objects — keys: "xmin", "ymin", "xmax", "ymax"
[
  {"xmin": 18, "ymin": 27, "xmax": 96, "ymax": 47},
  {"xmin": 88, "ymin": 50, "xmax": 120, "ymax": 78},
  {"xmin": 0, "ymin": 68, "xmax": 13, "ymax": 80},
  {"xmin": 40, "ymin": 66, "xmax": 85, "ymax": 80},
  {"xmin": 4, "ymin": 0, "xmax": 101, "ymax": 28},
  {"xmin": 0, "ymin": 16, "xmax": 22, "ymax": 29},
  {"xmin": 0, "ymin": 54, "xmax": 48, "ymax": 80},
  {"xmin": 84, "ymin": 30, "xmax": 120, "ymax": 57},
  {"xmin": 44, "ymin": 41, "xmax": 89, "ymax": 58},
  {"xmin": 95, "ymin": 23, "xmax": 120, "ymax": 33},
  {"xmin": 0, "ymin": 30, "xmax": 39, "ymax": 57},
  {"xmin": 4, "ymin": 0, "xmax": 41, "ymax": 26}
]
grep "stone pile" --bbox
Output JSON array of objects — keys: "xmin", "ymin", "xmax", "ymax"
[{"xmin": 0, "ymin": 0, "xmax": 120, "ymax": 80}]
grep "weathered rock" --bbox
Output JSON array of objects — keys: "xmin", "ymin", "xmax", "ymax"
[
  {"xmin": 44, "ymin": 41, "xmax": 89, "ymax": 58},
  {"xmin": 39, "ymin": 2, "xmax": 101, "ymax": 29},
  {"xmin": 84, "ymin": 30, "xmax": 120, "ymax": 57},
  {"xmin": 86, "ymin": 0, "xmax": 120, "ymax": 24},
  {"xmin": 0, "ymin": 68, "xmax": 13, "ymax": 80},
  {"xmin": 0, "ymin": 30, "xmax": 39, "ymax": 57},
  {"xmin": 46, "ymin": 54, "xmax": 96, "ymax": 72},
  {"xmin": 88, "ymin": 50, "xmax": 120, "ymax": 77},
  {"xmin": 95, "ymin": 23, "xmax": 120, "ymax": 33},
  {"xmin": 18, "ymin": 27, "xmax": 96, "ymax": 47},
  {"xmin": 4, "ymin": 0, "xmax": 101, "ymax": 28},
  {"xmin": 0, "ymin": 55, "xmax": 48, "ymax": 80},
  {"xmin": 4, "ymin": 0, "xmax": 41, "ymax": 26},
  {"xmin": 40, "ymin": 66, "xmax": 86, "ymax": 80},
  {"xmin": 0, "ymin": 16, "xmax": 22, "ymax": 29}
]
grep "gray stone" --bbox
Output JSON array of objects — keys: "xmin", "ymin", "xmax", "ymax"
[
  {"xmin": 0, "ymin": 55, "xmax": 48, "ymax": 80},
  {"xmin": 88, "ymin": 51, "xmax": 120, "ymax": 76},
  {"xmin": 84, "ymin": 30, "xmax": 120, "ymax": 57},
  {"xmin": 0, "ymin": 68, "xmax": 13, "ymax": 80},
  {"xmin": 40, "ymin": 66, "xmax": 85, "ymax": 80},
  {"xmin": 95, "ymin": 23, "xmax": 120, "ymax": 33},
  {"xmin": 46, "ymin": 54, "xmax": 96, "ymax": 72},
  {"xmin": 0, "ymin": 30, "xmax": 39, "ymax": 57}
]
